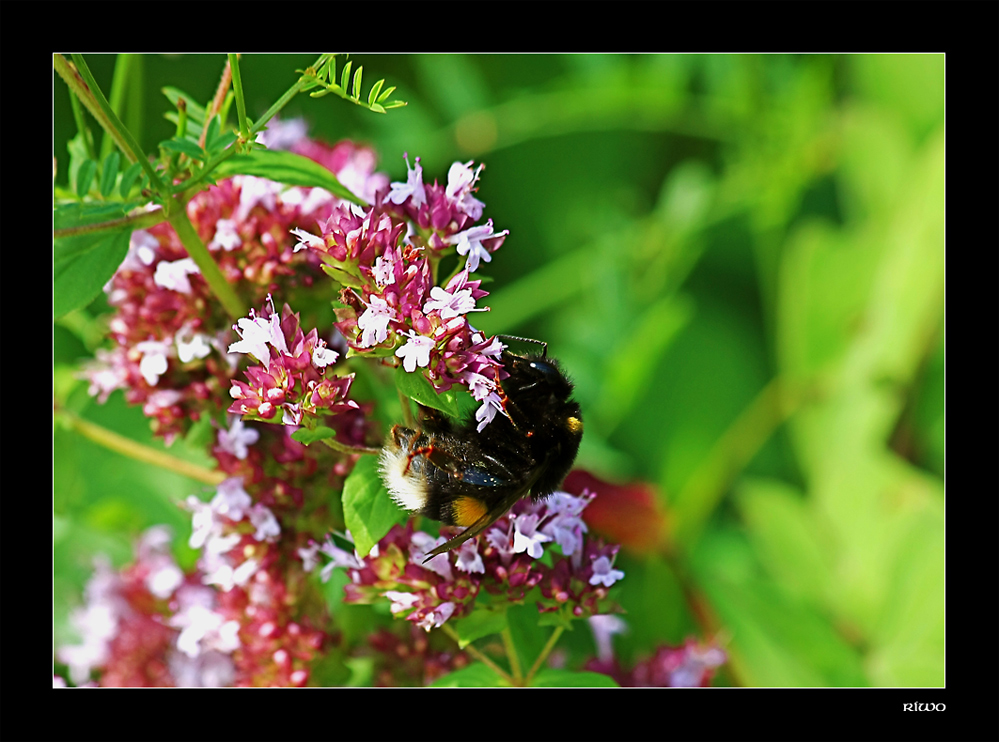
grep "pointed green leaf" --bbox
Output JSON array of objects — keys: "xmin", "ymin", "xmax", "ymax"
[
  {"xmin": 369, "ymin": 103, "xmax": 386, "ymax": 114},
  {"xmin": 340, "ymin": 60, "xmax": 352, "ymax": 92},
  {"xmin": 341, "ymin": 454, "xmax": 406, "ymax": 558},
  {"xmin": 161, "ymin": 86, "xmax": 207, "ymax": 123},
  {"xmin": 119, "ymin": 162, "xmax": 144, "ymax": 197},
  {"xmin": 75, "ymin": 159, "xmax": 97, "ymax": 197},
  {"xmin": 213, "ymin": 149, "xmax": 362, "ymax": 203},
  {"xmin": 54, "ymin": 203, "xmax": 133, "ymax": 318},
  {"xmin": 204, "ymin": 115, "xmax": 221, "ymax": 150},
  {"xmin": 394, "ymin": 366, "xmax": 461, "ymax": 419},
  {"xmin": 367, "ymin": 79, "xmax": 384, "ymax": 107},
  {"xmin": 99, "ymin": 151, "xmax": 120, "ymax": 198},
  {"xmin": 290, "ymin": 426, "xmax": 337, "ymax": 445},
  {"xmin": 351, "ymin": 65, "xmax": 362, "ymax": 101},
  {"xmin": 376, "ymin": 85, "xmax": 395, "ymax": 103},
  {"xmin": 450, "ymin": 607, "xmax": 509, "ymax": 648},
  {"xmin": 161, "ymin": 137, "xmax": 207, "ymax": 160}
]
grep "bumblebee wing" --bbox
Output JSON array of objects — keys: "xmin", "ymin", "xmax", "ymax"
[
  {"xmin": 422, "ymin": 459, "xmax": 548, "ymax": 562},
  {"xmin": 422, "ymin": 487, "xmax": 528, "ymax": 562}
]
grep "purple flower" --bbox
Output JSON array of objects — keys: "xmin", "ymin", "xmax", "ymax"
[
  {"xmin": 387, "ymin": 154, "xmax": 427, "ymax": 208},
  {"xmin": 589, "ymin": 554, "xmax": 625, "ymax": 587},
  {"xmin": 395, "ymin": 331, "xmax": 435, "ymax": 372},
  {"xmin": 357, "ymin": 296, "xmax": 395, "ymax": 347},
  {"xmin": 217, "ymin": 418, "xmax": 259, "ymax": 460},
  {"xmin": 447, "ymin": 220, "xmax": 509, "ymax": 273},
  {"xmin": 512, "ymin": 514, "xmax": 552, "ymax": 559}
]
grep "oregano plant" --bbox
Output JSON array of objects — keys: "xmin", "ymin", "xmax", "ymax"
[{"xmin": 53, "ymin": 53, "xmax": 725, "ymax": 689}]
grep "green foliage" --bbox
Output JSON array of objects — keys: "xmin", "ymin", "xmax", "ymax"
[
  {"xmin": 393, "ymin": 365, "xmax": 461, "ymax": 419},
  {"xmin": 53, "ymin": 53, "xmax": 945, "ymax": 688},
  {"xmin": 54, "ymin": 202, "xmax": 134, "ymax": 318},
  {"xmin": 302, "ymin": 55, "xmax": 407, "ymax": 114},
  {"xmin": 341, "ymin": 454, "xmax": 406, "ymax": 557},
  {"xmin": 213, "ymin": 149, "xmax": 358, "ymax": 203}
]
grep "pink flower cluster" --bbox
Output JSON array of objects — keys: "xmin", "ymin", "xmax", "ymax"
[
  {"xmin": 227, "ymin": 298, "xmax": 358, "ymax": 426},
  {"xmin": 292, "ymin": 155, "xmax": 510, "ymax": 422},
  {"xmin": 81, "ymin": 134, "xmax": 385, "ymax": 442},
  {"xmin": 585, "ymin": 616, "xmax": 728, "ymax": 688},
  {"xmin": 305, "ymin": 490, "xmax": 624, "ymax": 633},
  {"xmin": 57, "ymin": 472, "xmax": 332, "ymax": 687}
]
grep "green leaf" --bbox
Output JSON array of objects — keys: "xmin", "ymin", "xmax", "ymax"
[
  {"xmin": 99, "ymin": 151, "xmax": 120, "ymax": 198},
  {"xmin": 161, "ymin": 137, "xmax": 207, "ymax": 160},
  {"xmin": 161, "ymin": 86, "xmax": 207, "ymax": 124},
  {"xmin": 529, "ymin": 669, "xmax": 619, "ymax": 687},
  {"xmin": 340, "ymin": 60, "xmax": 352, "ymax": 92},
  {"xmin": 428, "ymin": 663, "xmax": 508, "ymax": 688},
  {"xmin": 394, "ymin": 366, "xmax": 461, "ymax": 419},
  {"xmin": 450, "ymin": 606, "xmax": 508, "ymax": 648},
  {"xmin": 119, "ymin": 162, "xmax": 144, "ymax": 197},
  {"xmin": 207, "ymin": 131, "xmax": 237, "ymax": 155},
  {"xmin": 54, "ymin": 203, "xmax": 132, "ymax": 319},
  {"xmin": 376, "ymin": 85, "xmax": 397, "ymax": 103},
  {"xmin": 341, "ymin": 455, "xmax": 405, "ymax": 557},
  {"xmin": 213, "ymin": 149, "xmax": 361, "ymax": 203},
  {"xmin": 351, "ymin": 65, "xmax": 363, "ymax": 101},
  {"xmin": 290, "ymin": 426, "xmax": 337, "ymax": 445},
  {"xmin": 367, "ymin": 79, "xmax": 384, "ymax": 107},
  {"xmin": 204, "ymin": 116, "xmax": 221, "ymax": 150},
  {"xmin": 76, "ymin": 159, "xmax": 97, "ymax": 197}
]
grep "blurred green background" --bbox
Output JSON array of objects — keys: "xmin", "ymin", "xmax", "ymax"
[{"xmin": 54, "ymin": 54, "xmax": 944, "ymax": 686}]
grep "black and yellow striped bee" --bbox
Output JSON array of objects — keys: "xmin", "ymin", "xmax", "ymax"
[{"xmin": 380, "ymin": 338, "xmax": 583, "ymax": 561}]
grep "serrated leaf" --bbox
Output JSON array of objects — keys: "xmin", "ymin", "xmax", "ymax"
[
  {"xmin": 213, "ymin": 149, "xmax": 361, "ymax": 203},
  {"xmin": 340, "ymin": 60, "xmax": 352, "ymax": 92},
  {"xmin": 99, "ymin": 151, "xmax": 120, "ymax": 198},
  {"xmin": 429, "ymin": 663, "xmax": 508, "ymax": 688},
  {"xmin": 290, "ymin": 426, "xmax": 337, "ymax": 445},
  {"xmin": 529, "ymin": 669, "xmax": 619, "ymax": 687},
  {"xmin": 450, "ymin": 607, "xmax": 508, "ymax": 648},
  {"xmin": 54, "ymin": 203, "xmax": 133, "ymax": 318},
  {"xmin": 75, "ymin": 159, "xmax": 96, "ymax": 197},
  {"xmin": 394, "ymin": 366, "xmax": 461, "ymax": 419},
  {"xmin": 342, "ymin": 455, "xmax": 405, "ymax": 558},
  {"xmin": 119, "ymin": 162, "xmax": 144, "ymax": 197}
]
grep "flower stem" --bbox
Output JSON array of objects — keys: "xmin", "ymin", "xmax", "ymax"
[
  {"xmin": 227, "ymin": 54, "xmax": 250, "ymax": 142},
  {"xmin": 62, "ymin": 55, "xmax": 166, "ymax": 197},
  {"xmin": 524, "ymin": 625, "xmax": 564, "ymax": 685},
  {"xmin": 320, "ymin": 437, "xmax": 381, "ymax": 456},
  {"xmin": 166, "ymin": 194, "xmax": 248, "ymax": 320},
  {"xmin": 500, "ymin": 626, "xmax": 523, "ymax": 683},
  {"xmin": 439, "ymin": 624, "xmax": 514, "ymax": 685},
  {"xmin": 58, "ymin": 409, "xmax": 226, "ymax": 486}
]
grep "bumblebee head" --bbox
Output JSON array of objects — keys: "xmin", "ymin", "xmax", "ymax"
[{"xmin": 501, "ymin": 351, "xmax": 575, "ymax": 403}]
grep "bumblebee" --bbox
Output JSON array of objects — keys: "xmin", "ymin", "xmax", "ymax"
[{"xmin": 379, "ymin": 338, "xmax": 583, "ymax": 561}]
